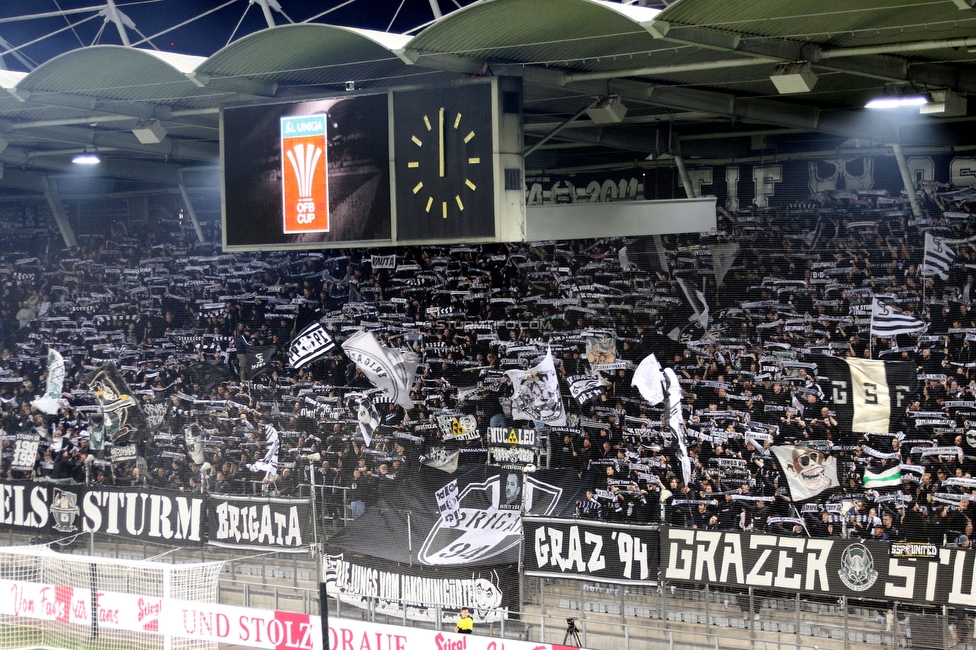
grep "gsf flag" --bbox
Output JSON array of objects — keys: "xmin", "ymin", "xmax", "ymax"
[
  {"xmin": 289, "ymin": 321, "xmax": 335, "ymax": 368},
  {"xmin": 770, "ymin": 445, "xmax": 839, "ymax": 502},
  {"xmin": 816, "ymin": 356, "xmax": 917, "ymax": 437}
]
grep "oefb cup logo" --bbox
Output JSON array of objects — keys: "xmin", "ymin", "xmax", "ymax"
[{"xmin": 281, "ymin": 115, "xmax": 329, "ymax": 234}]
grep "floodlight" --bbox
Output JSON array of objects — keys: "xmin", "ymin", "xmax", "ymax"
[
  {"xmin": 72, "ymin": 147, "xmax": 100, "ymax": 164},
  {"xmin": 865, "ymin": 96, "xmax": 929, "ymax": 109},
  {"xmin": 769, "ymin": 62, "xmax": 818, "ymax": 94}
]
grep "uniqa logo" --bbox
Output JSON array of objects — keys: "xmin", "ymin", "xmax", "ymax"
[{"xmin": 837, "ymin": 543, "xmax": 878, "ymax": 591}]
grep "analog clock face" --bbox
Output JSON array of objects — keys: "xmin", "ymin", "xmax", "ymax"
[{"xmin": 394, "ymin": 84, "xmax": 495, "ymax": 242}]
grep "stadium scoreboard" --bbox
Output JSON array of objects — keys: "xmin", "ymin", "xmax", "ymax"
[{"xmin": 221, "ymin": 77, "xmax": 525, "ymax": 251}]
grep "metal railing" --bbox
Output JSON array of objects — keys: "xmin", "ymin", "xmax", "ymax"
[{"xmin": 3, "ymin": 529, "xmax": 969, "ymax": 650}]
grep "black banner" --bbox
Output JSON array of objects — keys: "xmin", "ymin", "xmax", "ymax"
[
  {"xmin": 0, "ymin": 480, "xmax": 204, "ymax": 545},
  {"xmin": 326, "ymin": 466, "xmax": 585, "ymax": 567},
  {"xmin": 322, "ymin": 552, "xmax": 515, "ymax": 624},
  {"xmin": 524, "ymin": 518, "xmax": 659, "ymax": 585},
  {"xmin": 208, "ymin": 494, "xmax": 311, "ymax": 552},
  {"xmin": 661, "ymin": 526, "xmax": 976, "ymax": 607}
]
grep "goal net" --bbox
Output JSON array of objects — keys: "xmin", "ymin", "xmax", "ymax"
[{"xmin": 0, "ymin": 546, "xmax": 223, "ymax": 650}]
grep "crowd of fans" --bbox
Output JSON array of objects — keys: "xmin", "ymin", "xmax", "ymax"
[{"xmin": 1, "ymin": 181, "xmax": 976, "ymax": 546}]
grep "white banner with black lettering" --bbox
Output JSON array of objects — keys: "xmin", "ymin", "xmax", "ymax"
[
  {"xmin": 524, "ymin": 518, "xmax": 660, "ymax": 585},
  {"xmin": 661, "ymin": 526, "xmax": 976, "ymax": 607},
  {"xmin": 10, "ymin": 432, "xmax": 40, "ymax": 472},
  {"xmin": 208, "ymin": 494, "xmax": 311, "ymax": 552},
  {"xmin": 322, "ymin": 553, "xmax": 510, "ymax": 624}
]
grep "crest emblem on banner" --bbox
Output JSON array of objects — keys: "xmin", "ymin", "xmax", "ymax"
[
  {"xmin": 51, "ymin": 488, "xmax": 79, "ymax": 533},
  {"xmin": 418, "ymin": 475, "xmax": 562, "ymax": 565},
  {"xmin": 838, "ymin": 543, "xmax": 878, "ymax": 591}
]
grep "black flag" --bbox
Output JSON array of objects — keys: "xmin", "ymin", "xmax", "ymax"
[{"xmin": 237, "ymin": 345, "xmax": 278, "ymax": 381}]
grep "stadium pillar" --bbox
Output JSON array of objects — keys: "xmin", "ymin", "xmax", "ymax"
[
  {"xmin": 104, "ymin": 0, "xmax": 132, "ymax": 46},
  {"xmin": 673, "ymin": 154, "xmax": 696, "ymax": 199},
  {"xmin": 891, "ymin": 143, "xmax": 923, "ymax": 218},
  {"xmin": 178, "ymin": 179, "xmax": 206, "ymax": 243},
  {"xmin": 253, "ymin": 0, "xmax": 279, "ymax": 28},
  {"xmin": 43, "ymin": 177, "xmax": 78, "ymax": 248}
]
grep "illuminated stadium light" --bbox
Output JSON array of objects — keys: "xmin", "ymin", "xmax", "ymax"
[
  {"xmin": 864, "ymin": 96, "xmax": 929, "ymax": 109},
  {"xmin": 71, "ymin": 147, "xmax": 100, "ymax": 164}
]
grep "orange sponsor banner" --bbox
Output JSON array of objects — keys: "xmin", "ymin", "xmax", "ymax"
[{"xmin": 280, "ymin": 115, "xmax": 329, "ymax": 234}]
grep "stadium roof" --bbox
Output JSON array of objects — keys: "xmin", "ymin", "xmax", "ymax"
[{"xmin": 1, "ymin": 0, "xmax": 975, "ymax": 195}]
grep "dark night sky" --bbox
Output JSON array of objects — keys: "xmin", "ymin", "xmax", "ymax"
[{"xmin": 0, "ymin": 0, "xmax": 461, "ymax": 71}]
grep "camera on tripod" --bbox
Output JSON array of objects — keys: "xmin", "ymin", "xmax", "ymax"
[{"xmin": 563, "ymin": 617, "xmax": 581, "ymax": 647}]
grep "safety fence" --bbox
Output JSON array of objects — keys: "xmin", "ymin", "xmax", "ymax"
[{"xmin": 2, "ymin": 530, "xmax": 974, "ymax": 649}]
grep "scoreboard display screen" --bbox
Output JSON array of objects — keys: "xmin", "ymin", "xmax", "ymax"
[{"xmin": 221, "ymin": 93, "xmax": 391, "ymax": 250}]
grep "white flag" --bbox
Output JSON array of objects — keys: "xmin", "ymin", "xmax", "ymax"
[
  {"xmin": 632, "ymin": 353, "xmax": 665, "ymax": 405},
  {"xmin": 675, "ymin": 276, "xmax": 709, "ymax": 329},
  {"xmin": 923, "ymin": 232, "xmax": 955, "ymax": 280},
  {"xmin": 341, "ymin": 330, "xmax": 419, "ymax": 410},
  {"xmin": 505, "ymin": 348, "xmax": 566, "ymax": 426},
  {"xmin": 370, "ymin": 254, "xmax": 396, "ymax": 269},
  {"xmin": 435, "ymin": 479, "xmax": 461, "ymax": 528},
  {"xmin": 422, "ymin": 448, "xmax": 460, "ymax": 474},
  {"xmin": 663, "ymin": 367, "xmax": 692, "ymax": 486},
  {"xmin": 711, "ymin": 242, "xmax": 740, "ymax": 288},
  {"xmin": 288, "ymin": 321, "xmax": 335, "ymax": 368},
  {"xmin": 247, "ymin": 424, "xmax": 280, "ymax": 474},
  {"xmin": 355, "ymin": 396, "xmax": 380, "ymax": 447},
  {"xmin": 870, "ymin": 298, "xmax": 927, "ymax": 338},
  {"xmin": 184, "ymin": 423, "xmax": 205, "ymax": 465},
  {"xmin": 31, "ymin": 348, "xmax": 64, "ymax": 415}
]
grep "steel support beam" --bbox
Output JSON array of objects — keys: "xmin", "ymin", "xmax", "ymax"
[
  {"xmin": 43, "ymin": 177, "xmax": 78, "ymax": 248},
  {"xmin": 4, "ymin": 122, "xmax": 218, "ymax": 162},
  {"xmin": 19, "ymin": 90, "xmax": 172, "ymax": 120},
  {"xmin": 673, "ymin": 154, "xmax": 696, "ymax": 199},
  {"xmin": 646, "ymin": 20, "xmax": 976, "ymax": 93},
  {"xmin": 523, "ymin": 100, "xmax": 596, "ymax": 157},
  {"xmin": 185, "ymin": 72, "xmax": 278, "ymax": 98},
  {"xmin": 891, "ymin": 143, "xmax": 923, "ymax": 218},
  {"xmin": 509, "ymin": 64, "xmax": 914, "ymax": 144},
  {"xmin": 178, "ymin": 179, "xmax": 206, "ymax": 243}
]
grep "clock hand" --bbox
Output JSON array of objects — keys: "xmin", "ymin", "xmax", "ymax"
[{"xmin": 438, "ymin": 107, "xmax": 445, "ymax": 179}]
